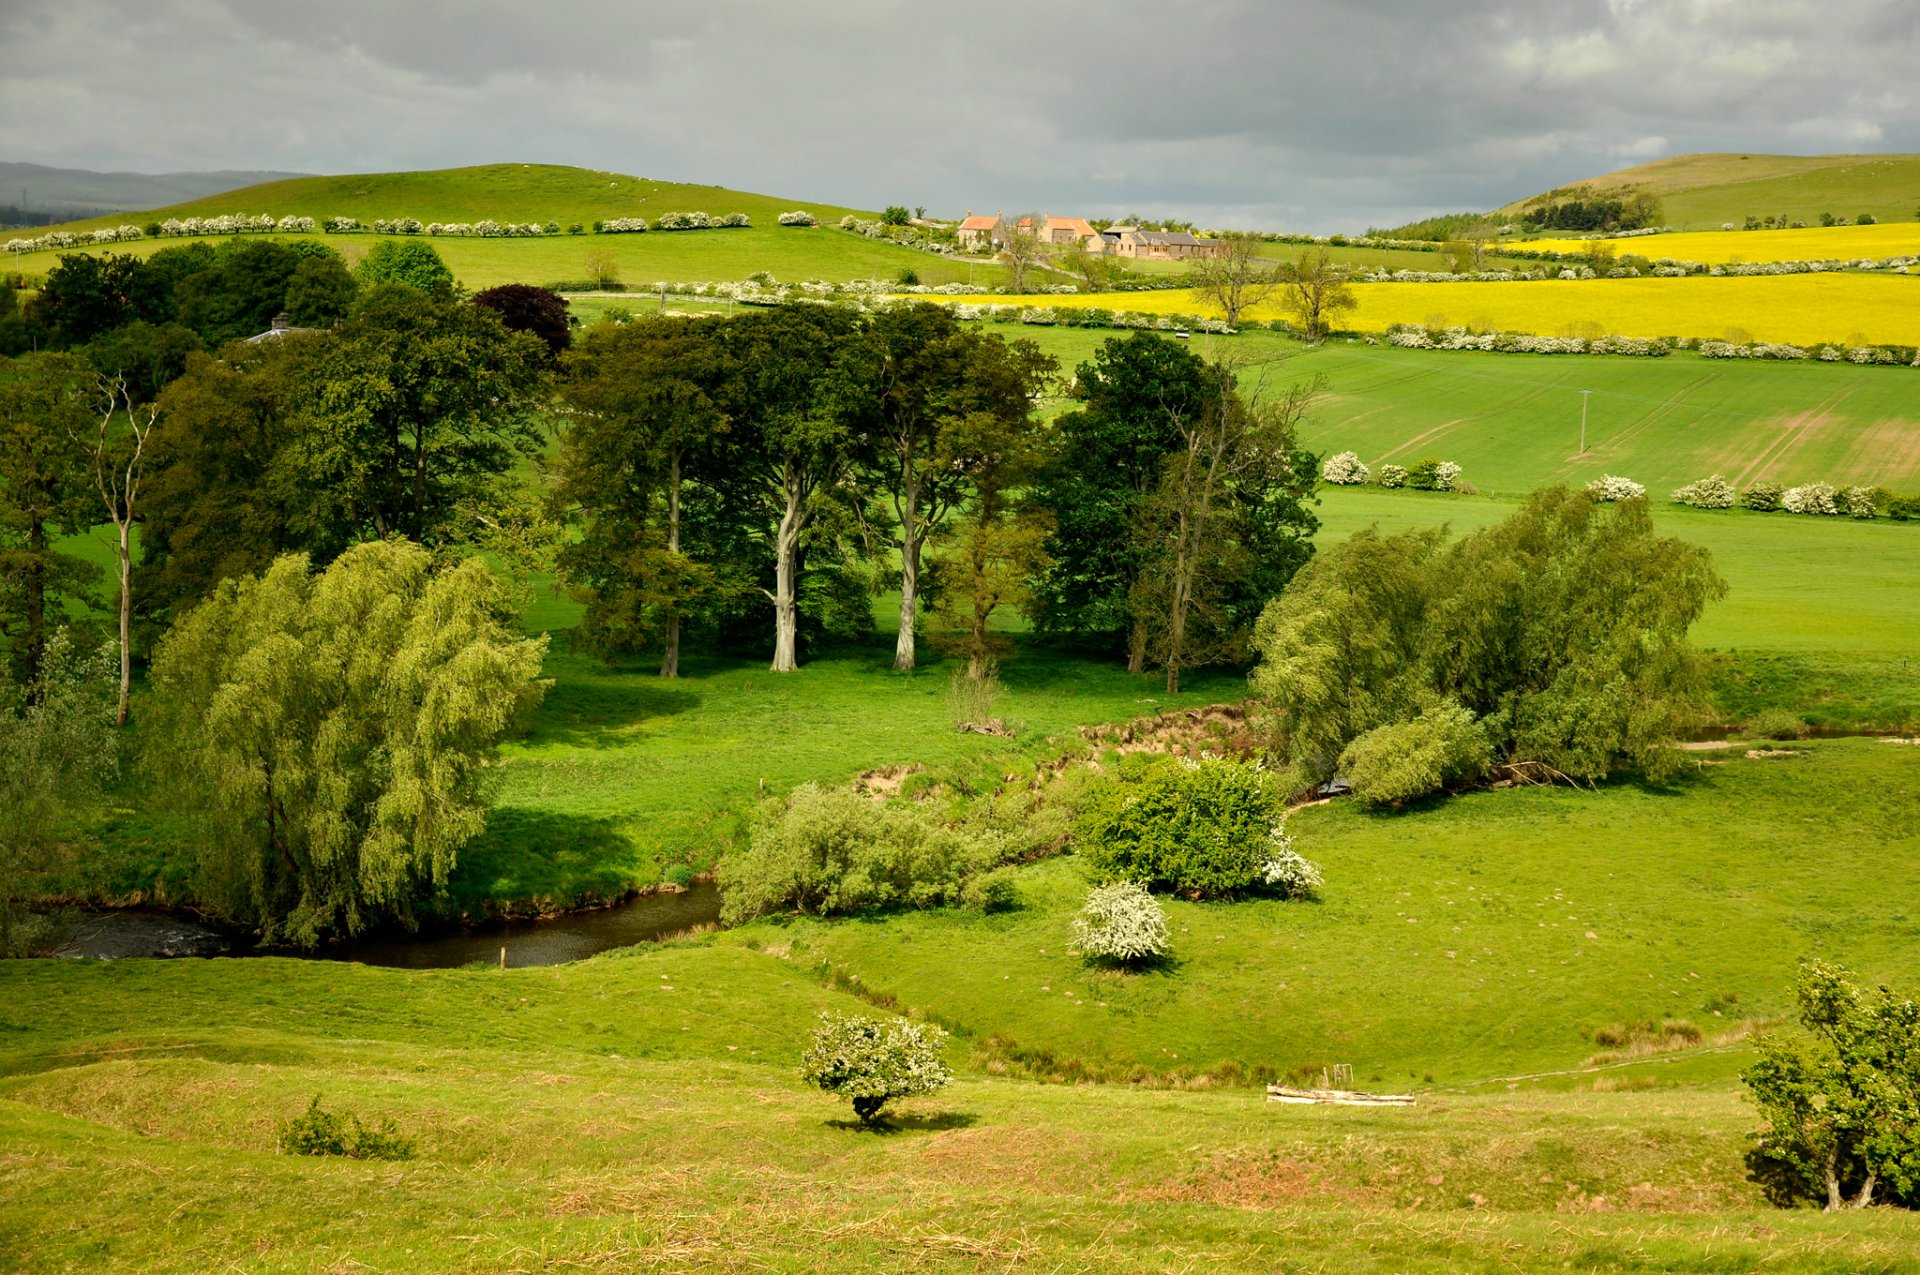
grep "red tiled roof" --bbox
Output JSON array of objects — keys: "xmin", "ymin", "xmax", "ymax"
[{"xmin": 958, "ymin": 215, "xmax": 1000, "ymax": 230}]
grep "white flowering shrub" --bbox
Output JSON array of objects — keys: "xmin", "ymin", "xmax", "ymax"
[
  {"xmin": 600, "ymin": 217, "xmax": 648, "ymax": 233},
  {"xmin": 778, "ymin": 210, "xmax": 817, "ymax": 227},
  {"xmin": 716, "ymin": 212, "xmax": 750, "ymax": 228},
  {"xmin": 798, "ymin": 1012, "xmax": 951, "ymax": 1124},
  {"xmin": 1586, "ymin": 475, "xmax": 1646, "ymax": 502},
  {"xmin": 1782, "ymin": 482, "xmax": 1841, "ymax": 516},
  {"xmin": 1378, "ymin": 463, "xmax": 1408, "ymax": 488},
  {"xmin": 1257, "ymin": 827, "xmax": 1322, "ymax": 898},
  {"xmin": 1671, "ymin": 475, "xmax": 1736, "ymax": 509},
  {"xmin": 1071, "ymin": 881, "xmax": 1171, "ymax": 965},
  {"xmin": 1843, "ymin": 486, "xmax": 1880, "ymax": 519},
  {"xmin": 276, "ymin": 215, "xmax": 316, "ymax": 233},
  {"xmin": 1322, "ymin": 451, "xmax": 1370, "ymax": 485},
  {"xmin": 374, "ymin": 218, "xmax": 424, "ymax": 235},
  {"xmin": 324, "ymin": 216, "xmax": 361, "ymax": 233},
  {"xmin": 654, "ymin": 211, "xmax": 715, "ymax": 231},
  {"xmin": 1434, "ymin": 461, "xmax": 1463, "ymax": 491}
]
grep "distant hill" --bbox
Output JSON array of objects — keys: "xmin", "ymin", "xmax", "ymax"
[
  {"xmin": 32, "ymin": 163, "xmax": 876, "ymax": 235},
  {"xmin": 1497, "ymin": 152, "xmax": 1920, "ymax": 230},
  {"xmin": 0, "ymin": 162, "xmax": 308, "ymax": 223}
]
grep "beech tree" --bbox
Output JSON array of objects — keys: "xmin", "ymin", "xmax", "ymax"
[
  {"xmin": 556, "ymin": 316, "xmax": 731, "ymax": 674},
  {"xmin": 0, "ymin": 354, "xmax": 100, "ymax": 683},
  {"xmin": 835, "ymin": 304, "xmax": 1053, "ymax": 671},
  {"xmin": 147, "ymin": 541, "xmax": 548, "ymax": 946},
  {"xmin": 1188, "ymin": 234, "xmax": 1281, "ymax": 326}
]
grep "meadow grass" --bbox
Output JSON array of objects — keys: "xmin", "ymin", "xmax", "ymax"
[
  {"xmin": 1497, "ymin": 151, "xmax": 1920, "ymax": 231},
  {"xmin": 9, "ymin": 745, "xmax": 1920, "ymax": 1270},
  {"xmin": 1526, "ymin": 220, "xmax": 1920, "ymax": 264},
  {"xmin": 973, "ymin": 271, "xmax": 1920, "ymax": 346}
]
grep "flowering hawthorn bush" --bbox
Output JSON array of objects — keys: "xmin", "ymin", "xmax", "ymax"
[
  {"xmin": 1743, "ymin": 482, "xmax": 1785, "ymax": 512},
  {"xmin": 323, "ymin": 217, "xmax": 361, "ymax": 233},
  {"xmin": 600, "ymin": 217, "xmax": 648, "ymax": 234},
  {"xmin": 1782, "ymin": 482, "xmax": 1841, "ymax": 516},
  {"xmin": 1586, "ymin": 475, "xmax": 1646, "ymax": 502},
  {"xmin": 799, "ymin": 1012, "xmax": 951, "ymax": 1124},
  {"xmin": 1322, "ymin": 451, "xmax": 1370, "ymax": 485},
  {"xmin": 777, "ymin": 210, "xmax": 817, "ymax": 227},
  {"xmin": 1671, "ymin": 475, "xmax": 1737, "ymax": 509},
  {"xmin": 1071, "ymin": 881, "xmax": 1170, "ymax": 965},
  {"xmin": 1377, "ymin": 463, "xmax": 1408, "ymax": 488}
]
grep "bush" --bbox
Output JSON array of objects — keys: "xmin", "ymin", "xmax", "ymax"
[
  {"xmin": 1071, "ymin": 881, "xmax": 1170, "ymax": 965},
  {"xmin": 717, "ymin": 784, "xmax": 1011, "ymax": 923},
  {"xmin": 1074, "ymin": 757, "xmax": 1300, "ymax": 898},
  {"xmin": 799, "ymin": 1012, "xmax": 951, "ymax": 1124},
  {"xmin": 959, "ymin": 866, "xmax": 1021, "ymax": 912},
  {"xmin": 1843, "ymin": 486, "xmax": 1879, "ymax": 520},
  {"xmin": 1585, "ymin": 474, "xmax": 1646, "ymax": 502},
  {"xmin": 1782, "ymin": 482, "xmax": 1840, "ymax": 516},
  {"xmin": 278, "ymin": 1096, "xmax": 416, "ymax": 1160},
  {"xmin": 1377, "ymin": 463, "xmax": 1408, "ymax": 489},
  {"xmin": 1748, "ymin": 709, "xmax": 1810, "ymax": 741},
  {"xmin": 1743, "ymin": 481, "xmax": 1785, "ymax": 512},
  {"xmin": 1258, "ymin": 827, "xmax": 1323, "ymax": 898},
  {"xmin": 881, "ymin": 206, "xmax": 912, "ymax": 226},
  {"xmin": 1321, "ymin": 450, "xmax": 1370, "ymax": 485},
  {"xmin": 1338, "ymin": 700, "xmax": 1493, "ymax": 807},
  {"xmin": 778, "ymin": 210, "xmax": 818, "ymax": 228},
  {"xmin": 1672, "ymin": 475, "xmax": 1736, "ymax": 509},
  {"xmin": 1889, "ymin": 495, "xmax": 1920, "ymax": 521}
]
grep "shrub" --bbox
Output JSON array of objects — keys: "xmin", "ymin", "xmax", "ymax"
[
  {"xmin": 1748, "ymin": 709, "xmax": 1810, "ymax": 741},
  {"xmin": 1377, "ymin": 463, "xmax": 1408, "ymax": 489},
  {"xmin": 1585, "ymin": 474, "xmax": 1646, "ymax": 502},
  {"xmin": 1075, "ymin": 757, "xmax": 1293, "ymax": 898},
  {"xmin": 1672, "ymin": 475, "xmax": 1736, "ymax": 509},
  {"xmin": 1434, "ymin": 461, "xmax": 1463, "ymax": 491},
  {"xmin": 1889, "ymin": 495, "xmax": 1920, "ymax": 521},
  {"xmin": 1743, "ymin": 481, "xmax": 1785, "ymax": 512},
  {"xmin": 1071, "ymin": 881, "xmax": 1170, "ymax": 965},
  {"xmin": 1843, "ymin": 486, "xmax": 1880, "ymax": 519},
  {"xmin": 1782, "ymin": 482, "xmax": 1840, "ymax": 516},
  {"xmin": 799, "ymin": 1012, "xmax": 951, "ymax": 1124},
  {"xmin": 717, "ymin": 784, "xmax": 1011, "ymax": 923},
  {"xmin": 1338, "ymin": 700, "xmax": 1493, "ymax": 807},
  {"xmin": 716, "ymin": 212, "xmax": 751, "ymax": 229},
  {"xmin": 959, "ymin": 866, "xmax": 1021, "ymax": 912},
  {"xmin": 278, "ymin": 1096, "xmax": 416, "ymax": 1160},
  {"xmin": 881, "ymin": 206, "xmax": 912, "ymax": 226},
  {"xmin": 1258, "ymin": 827, "xmax": 1323, "ymax": 898},
  {"xmin": 1321, "ymin": 450, "xmax": 1370, "ymax": 485},
  {"xmin": 778, "ymin": 210, "xmax": 818, "ymax": 227}
]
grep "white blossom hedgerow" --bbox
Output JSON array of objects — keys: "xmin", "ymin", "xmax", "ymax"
[
  {"xmin": 1671, "ymin": 476, "xmax": 1737, "ymax": 509},
  {"xmin": 778, "ymin": 210, "xmax": 818, "ymax": 227},
  {"xmin": 1322, "ymin": 451, "xmax": 1370, "ymax": 485},
  {"xmin": 1586, "ymin": 475, "xmax": 1646, "ymax": 502},
  {"xmin": 1378, "ymin": 463, "xmax": 1408, "ymax": 489},
  {"xmin": 1071, "ymin": 881, "xmax": 1171, "ymax": 964},
  {"xmin": 1782, "ymin": 482, "xmax": 1841, "ymax": 516}
]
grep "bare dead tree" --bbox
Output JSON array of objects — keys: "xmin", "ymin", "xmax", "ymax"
[{"xmin": 72, "ymin": 377, "xmax": 154, "ymax": 726}]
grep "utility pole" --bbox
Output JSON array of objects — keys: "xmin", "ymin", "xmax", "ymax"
[{"xmin": 1579, "ymin": 389, "xmax": 1592, "ymax": 455}]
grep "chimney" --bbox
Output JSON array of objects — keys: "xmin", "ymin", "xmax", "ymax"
[{"xmin": 271, "ymin": 312, "xmax": 290, "ymax": 331}]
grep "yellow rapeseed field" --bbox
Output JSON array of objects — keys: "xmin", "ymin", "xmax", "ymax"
[
  {"xmin": 982, "ymin": 274, "xmax": 1920, "ymax": 346},
  {"xmin": 1524, "ymin": 222, "xmax": 1920, "ymax": 264}
]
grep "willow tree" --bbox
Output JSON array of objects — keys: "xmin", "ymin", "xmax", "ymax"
[{"xmin": 147, "ymin": 541, "xmax": 548, "ymax": 945}]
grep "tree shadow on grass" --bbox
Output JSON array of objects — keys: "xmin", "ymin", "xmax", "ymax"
[
  {"xmin": 825, "ymin": 1109, "xmax": 978, "ymax": 1135},
  {"xmin": 439, "ymin": 810, "xmax": 641, "ymax": 917},
  {"xmin": 522, "ymin": 674, "xmax": 704, "ymax": 750}
]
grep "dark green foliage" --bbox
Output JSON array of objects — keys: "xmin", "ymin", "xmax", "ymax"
[
  {"xmin": 473, "ymin": 284, "xmax": 571, "ymax": 359},
  {"xmin": 83, "ymin": 321, "xmax": 202, "ymax": 405},
  {"xmin": 1073, "ymin": 756, "xmax": 1285, "ymax": 898},
  {"xmin": 1888, "ymin": 495, "xmax": 1920, "ymax": 521},
  {"xmin": 880, "ymin": 206, "xmax": 911, "ymax": 226},
  {"xmin": 1743, "ymin": 482, "xmax": 1785, "ymax": 512},
  {"xmin": 0, "ymin": 353, "xmax": 101, "ymax": 681},
  {"xmin": 282, "ymin": 255, "xmax": 358, "ymax": 328},
  {"xmin": 174, "ymin": 239, "xmax": 342, "ymax": 346},
  {"xmin": 1256, "ymin": 487, "xmax": 1725, "ymax": 787},
  {"xmin": 1405, "ymin": 458, "xmax": 1444, "ymax": 490},
  {"xmin": 1338, "ymin": 700, "xmax": 1493, "ymax": 807},
  {"xmin": 353, "ymin": 238, "xmax": 455, "ymax": 296},
  {"xmin": 277, "ymin": 1096, "xmax": 417, "ymax": 1161},
  {"xmin": 24, "ymin": 253, "xmax": 169, "ymax": 348},
  {"xmin": 1520, "ymin": 189, "xmax": 1662, "ymax": 232},
  {"xmin": 1743, "ymin": 962, "xmax": 1920, "ymax": 1210}
]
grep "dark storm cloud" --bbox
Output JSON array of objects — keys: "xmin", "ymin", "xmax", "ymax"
[{"xmin": 2, "ymin": 0, "xmax": 1916, "ymax": 231}]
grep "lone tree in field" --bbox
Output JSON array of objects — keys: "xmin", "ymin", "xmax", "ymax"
[
  {"xmin": 1277, "ymin": 248, "xmax": 1357, "ymax": 338},
  {"xmin": 1744, "ymin": 962, "xmax": 1920, "ymax": 1211},
  {"xmin": 799, "ymin": 1011, "xmax": 952, "ymax": 1125},
  {"xmin": 147, "ymin": 541, "xmax": 549, "ymax": 946},
  {"xmin": 1188, "ymin": 234, "xmax": 1280, "ymax": 326}
]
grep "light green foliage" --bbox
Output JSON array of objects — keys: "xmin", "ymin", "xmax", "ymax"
[
  {"xmin": 353, "ymin": 238, "xmax": 454, "ymax": 295},
  {"xmin": 1071, "ymin": 880, "xmax": 1170, "ymax": 965},
  {"xmin": 717, "ymin": 783, "xmax": 1015, "ymax": 925},
  {"xmin": 1743, "ymin": 962, "xmax": 1920, "ymax": 1210},
  {"xmin": 1074, "ymin": 756, "xmax": 1291, "ymax": 898},
  {"xmin": 1339, "ymin": 700, "xmax": 1494, "ymax": 807},
  {"xmin": 798, "ymin": 1011, "xmax": 952, "ymax": 1123},
  {"xmin": 277, "ymin": 1095, "xmax": 417, "ymax": 1161},
  {"xmin": 0, "ymin": 630, "xmax": 116, "ymax": 954},
  {"xmin": 1256, "ymin": 487, "xmax": 1724, "ymax": 787},
  {"xmin": 147, "ymin": 541, "xmax": 549, "ymax": 945},
  {"xmin": 1747, "ymin": 708, "xmax": 1810, "ymax": 740}
]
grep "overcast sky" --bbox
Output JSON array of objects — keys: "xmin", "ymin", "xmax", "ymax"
[{"xmin": 3, "ymin": 0, "xmax": 1916, "ymax": 232}]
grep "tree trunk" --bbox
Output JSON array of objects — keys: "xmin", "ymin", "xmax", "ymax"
[
  {"xmin": 661, "ymin": 451, "xmax": 681, "ymax": 679},
  {"xmin": 23, "ymin": 517, "xmax": 46, "ymax": 685},
  {"xmin": 114, "ymin": 520, "xmax": 133, "ymax": 726},
  {"xmin": 1824, "ymin": 1145, "xmax": 1844, "ymax": 1212},
  {"xmin": 770, "ymin": 474, "xmax": 804, "ymax": 673},
  {"xmin": 1126, "ymin": 617, "xmax": 1147, "ymax": 675},
  {"xmin": 893, "ymin": 471, "xmax": 921, "ymax": 671},
  {"xmin": 1853, "ymin": 1169, "xmax": 1877, "ymax": 1209}
]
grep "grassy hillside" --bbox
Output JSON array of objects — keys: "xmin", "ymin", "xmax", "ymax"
[
  {"xmin": 1500, "ymin": 152, "xmax": 1920, "ymax": 231},
  {"xmin": 8, "ymin": 743, "xmax": 1920, "ymax": 1271}
]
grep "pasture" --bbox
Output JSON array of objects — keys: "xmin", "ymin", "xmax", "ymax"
[
  {"xmin": 1500, "ymin": 151, "xmax": 1920, "ymax": 231},
  {"xmin": 1525, "ymin": 220, "xmax": 1920, "ymax": 264}
]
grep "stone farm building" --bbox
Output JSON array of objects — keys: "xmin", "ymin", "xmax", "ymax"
[{"xmin": 957, "ymin": 212, "xmax": 1226, "ymax": 259}]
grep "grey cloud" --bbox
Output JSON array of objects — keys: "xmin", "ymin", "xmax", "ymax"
[{"xmin": 2, "ymin": 0, "xmax": 1916, "ymax": 232}]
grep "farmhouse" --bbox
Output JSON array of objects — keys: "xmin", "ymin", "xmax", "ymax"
[
  {"xmin": 1102, "ymin": 226, "xmax": 1227, "ymax": 260},
  {"xmin": 959, "ymin": 210, "xmax": 1228, "ymax": 259},
  {"xmin": 957, "ymin": 212, "xmax": 1003, "ymax": 249}
]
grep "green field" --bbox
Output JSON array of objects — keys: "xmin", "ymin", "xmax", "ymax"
[
  {"xmin": 9, "ymin": 739, "xmax": 1920, "ymax": 1271},
  {"xmin": 1500, "ymin": 151, "xmax": 1920, "ymax": 231}
]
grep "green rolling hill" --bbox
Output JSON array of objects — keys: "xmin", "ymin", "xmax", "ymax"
[{"xmin": 1499, "ymin": 151, "xmax": 1920, "ymax": 231}]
